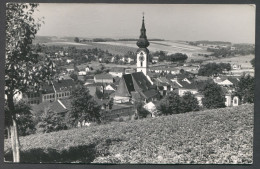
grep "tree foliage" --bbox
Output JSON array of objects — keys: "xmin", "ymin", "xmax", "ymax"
[
  {"xmin": 180, "ymin": 92, "xmax": 200, "ymax": 112},
  {"xmin": 74, "ymin": 37, "xmax": 79, "ymax": 43},
  {"xmin": 134, "ymin": 101, "xmax": 151, "ymax": 119},
  {"xmin": 69, "ymin": 86, "xmax": 101, "ymax": 126},
  {"xmin": 35, "ymin": 109, "xmax": 68, "ymax": 133},
  {"xmin": 236, "ymin": 74, "xmax": 254, "ymax": 103},
  {"xmin": 5, "ymin": 3, "xmax": 55, "ymax": 162},
  {"xmin": 5, "ymin": 100, "xmax": 35, "ymax": 137},
  {"xmin": 250, "ymin": 58, "xmax": 255, "ymax": 68},
  {"xmin": 200, "ymin": 81, "xmax": 226, "ymax": 109},
  {"xmin": 157, "ymin": 92, "xmax": 200, "ymax": 116},
  {"xmin": 198, "ymin": 63, "xmax": 231, "ymax": 76}
]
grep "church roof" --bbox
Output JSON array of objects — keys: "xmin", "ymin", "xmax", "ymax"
[
  {"xmin": 136, "ymin": 15, "xmax": 150, "ymax": 48},
  {"xmin": 131, "ymin": 72, "xmax": 152, "ymax": 91},
  {"xmin": 115, "ymin": 72, "xmax": 158, "ymax": 100},
  {"xmin": 114, "ymin": 77, "xmax": 131, "ymax": 97}
]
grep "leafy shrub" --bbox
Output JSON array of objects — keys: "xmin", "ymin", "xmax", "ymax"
[{"xmin": 4, "ymin": 104, "xmax": 253, "ymax": 164}]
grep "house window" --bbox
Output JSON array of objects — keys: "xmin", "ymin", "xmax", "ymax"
[{"xmin": 234, "ymin": 98, "xmax": 237, "ymax": 104}]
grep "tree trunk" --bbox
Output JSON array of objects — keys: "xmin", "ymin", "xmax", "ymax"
[
  {"xmin": 10, "ymin": 117, "xmax": 20, "ymax": 162},
  {"xmin": 7, "ymin": 93, "xmax": 20, "ymax": 162},
  {"xmin": 7, "ymin": 127, "xmax": 11, "ymax": 139}
]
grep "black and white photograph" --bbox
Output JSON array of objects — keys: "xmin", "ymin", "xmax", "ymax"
[{"xmin": 4, "ymin": 3, "xmax": 255, "ymax": 164}]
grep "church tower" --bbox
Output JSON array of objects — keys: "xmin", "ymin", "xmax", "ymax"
[{"xmin": 136, "ymin": 14, "xmax": 150, "ymax": 76}]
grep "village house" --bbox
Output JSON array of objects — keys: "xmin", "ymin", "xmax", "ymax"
[
  {"xmin": 109, "ymin": 67, "xmax": 125, "ymax": 77},
  {"xmin": 23, "ymin": 79, "xmax": 76, "ymax": 105},
  {"xmin": 66, "ymin": 58, "xmax": 74, "ymax": 64},
  {"xmin": 125, "ymin": 68, "xmax": 136, "ymax": 74},
  {"xmin": 52, "ymin": 79, "xmax": 76, "ymax": 100},
  {"xmin": 78, "ymin": 71, "xmax": 87, "ymax": 76},
  {"xmin": 94, "ymin": 73, "xmax": 114, "ymax": 83},
  {"xmin": 31, "ymin": 98, "xmax": 72, "ymax": 115},
  {"xmin": 101, "ymin": 103, "xmax": 136, "ymax": 122},
  {"xmin": 232, "ymin": 64, "xmax": 242, "ymax": 70},
  {"xmin": 127, "ymin": 57, "xmax": 135, "ymax": 63},
  {"xmin": 152, "ymin": 56, "xmax": 159, "ymax": 63},
  {"xmin": 66, "ymin": 65, "xmax": 74, "ymax": 73},
  {"xmin": 213, "ymin": 76, "xmax": 240, "ymax": 87},
  {"xmin": 105, "ymin": 84, "xmax": 117, "ymax": 91}
]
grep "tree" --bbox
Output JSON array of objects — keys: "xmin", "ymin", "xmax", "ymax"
[
  {"xmin": 169, "ymin": 53, "xmax": 188, "ymax": 63},
  {"xmin": 198, "ymin": 63, "xmax": 224, "ymax": 76},
  {"xmin": 70, "ymin": 72, "xmax": 78, "ymax": 81},
  {"xmin": 180, "ymin": 92, "xmax": 200, "ymax": 112},
  {"xmin": 15, "ymin": 101, "xmax": 35, "ymax": 136},
  {"xmin": 108, "ymin": 98, "xmax": 114, "ymax": 110},
  {"xmin": 180, "ymin": 69, "xmax": 185, "ymax": 74},
  {"xmin": 157, "ymin": 92, "xmax": 182, "ymax": 115},
  {"xmin": 236, "ymin": 74, "xmax": 254, "ymax": 103},
  {"xmin": 35, "ymin": 109, "xmax": 67, "ymax": 133},
  {"xmin": 5, "ymin": 3, "xmax": 54, "ymax": 162},
  {"xmin": 69, "ymin": 86, "xmax": 101, "ymax": 127},
  {"xmin": 74, "ymin": 37, "xmax": 80, "ymax": 43},
  {"xmin": 250, "ymin": 58, "xmax": 255, "ymax": 68},
  {"xmin": 199, "ymin": 81, "xmax": 226, "ymax": 109},
  {"xmin": 134, "ymin": 101, "xmax": 150, "ymax": 119}
]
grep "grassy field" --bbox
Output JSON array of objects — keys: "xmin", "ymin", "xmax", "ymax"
[
  {"xmin": 42, "ymin": 41, "xmax": 137, "ymax": 55},
  {"xmin": 34, "ymin": 36, "xmax": 209, "ymax": 57},
  {"xmin": 204, "ymin": 54, "xmax": 255, "ymax": 68},
  {"xmin": 4, "ymin": 104, "xmax": 253, "ymax": 164},
  {"xmin": 96, "ymin": 40, "xmax": 210, "ymax": 57}
]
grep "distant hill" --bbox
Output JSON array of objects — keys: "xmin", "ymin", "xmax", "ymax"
[{"xmin": 4, "ymin": 104, "xmax": 253, "ymax": 164}]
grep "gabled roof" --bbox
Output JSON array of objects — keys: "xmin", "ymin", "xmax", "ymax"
[
  {"xmin": 115, "ymin": 72, "xmax": 158, "ymax": 100},
  {"xmin": 31, "ymin": 98, "xmax": 72, "ymax": 114},
  {"xmin": 141, "ymin": 89, "xmax": 159, "ymax": 99},
  {"xmin": 227, "ymin": 77, "xmax": 240, "ymax": 86},
  {"xmin": 94, "ymin": 73, "xmax": 114, "ymax": 80},
  {"xmin": 109, "ymin": 67, "xmax": 125, "ymax": 73},
  {"xmin": 131, "ymin": 72, "xmax": 152, "ymax": 92},
  {"xmin": 41, "ymin": 82, "xmax": 55, "ymax": 94},
  {"xmin": 53, "ymin": 79, "xmax": 76, "ymax": 92},
  {"xmin": 178, "ymin": 80, "xmax": 198, "ymax": 90}
]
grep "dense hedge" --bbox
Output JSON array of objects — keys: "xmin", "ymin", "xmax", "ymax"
[{"xmin": 4, "ymin": 104, "xmax": 253, "ymax": 164}]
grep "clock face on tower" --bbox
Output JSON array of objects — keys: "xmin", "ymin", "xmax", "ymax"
[{"xmin": 139, "ymin": 55, "xmax": 144, "ymax": 62}]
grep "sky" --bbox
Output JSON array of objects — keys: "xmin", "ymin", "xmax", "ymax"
[{"xmin": 33, "ymin": 4, "xmax": 255, "ymax": 43}]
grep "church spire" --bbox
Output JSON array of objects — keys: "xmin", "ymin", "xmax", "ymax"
[{"xmin": 137, "ymin": 13, "xmax": 149, "ymax": 48}]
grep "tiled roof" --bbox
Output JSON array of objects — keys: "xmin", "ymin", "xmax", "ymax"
[
  {"xmin": 94, "ymin": 73, "xmax": 114, "ymax": 80},
  {"xmin": 227, "ymin": 77, "xmax": 240, "ymax": 86},
  {"xmin": 110, "ymin": 67, "xmax": 125, "ymax": 72},
  {"xmin": 31, "ymin": 98, "xmax": 72, "ymax": 114},
  {"xmin": 131, "ymin": 72, "xmax": 152, "ymax": 91},
  {"xmin": 141, "ymin": 89, "xmax": 159, "ymax": 99},
  {"xmin": 41, "ymin": 82, "xmax": 55, "ymax": 94},
  {"xmin": 53, "ymin": 79, "xmax": 76, "ymax": 92},
  {"xmin": 178, "ymin": 80, "xmax": 198, "ymax": 90},
  {"xmin": 114, "ymin": 77, "xmax": 131, "ymax": 97},
  {"xmin": 114, "ymin": 72, "xmax": 159, "ymax": 100}
]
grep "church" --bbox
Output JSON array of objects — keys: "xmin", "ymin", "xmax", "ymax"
[{"xmin": 114, "ymin": 15, "xmax": 160, "ymax": 103}]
